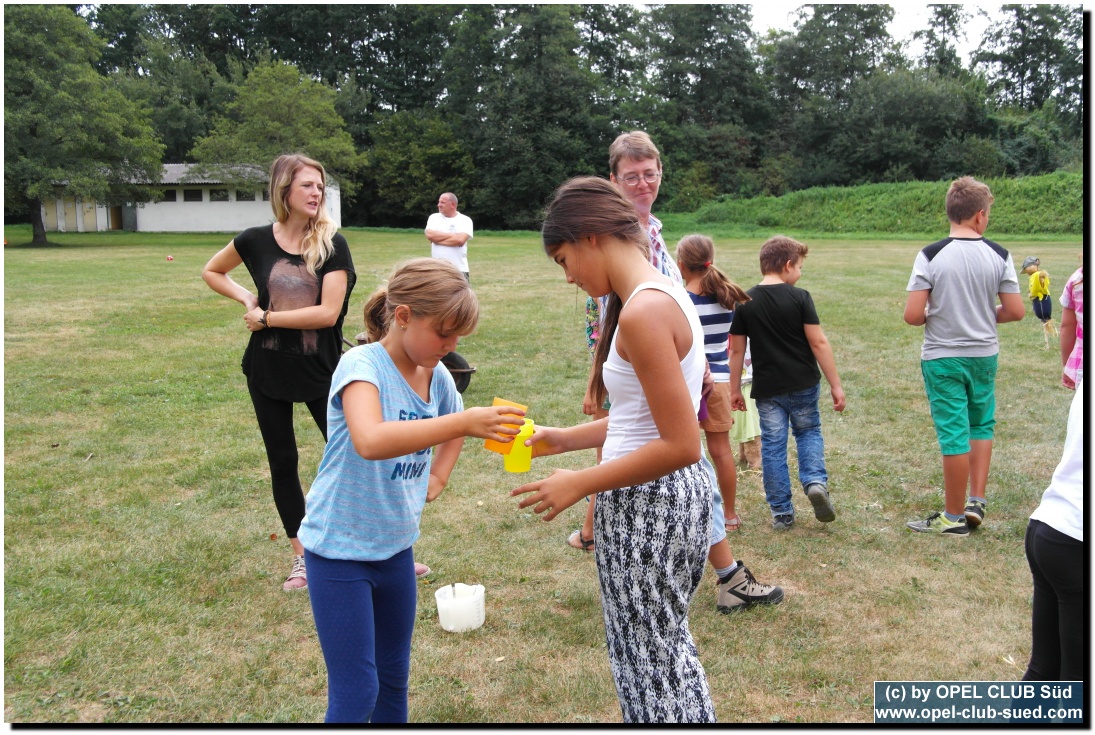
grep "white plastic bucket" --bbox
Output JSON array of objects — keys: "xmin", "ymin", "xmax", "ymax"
[{"xmin": 434, "ymin": 583, "xmax": 485, "ymax": 633}]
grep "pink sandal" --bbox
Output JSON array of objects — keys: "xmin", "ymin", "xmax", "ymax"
[{"xmin": 724, "ymin": 515, "xmax": 742, "ymax": 532}]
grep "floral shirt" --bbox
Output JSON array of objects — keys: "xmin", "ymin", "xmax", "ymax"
[{"xmin": 584, "ymin": 215, "xmax": 682, "ymax": 353}]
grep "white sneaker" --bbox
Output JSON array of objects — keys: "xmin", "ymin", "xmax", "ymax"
[{"xmin": 283, "ymin": 555, "xmax": 307, "ymax": 591}]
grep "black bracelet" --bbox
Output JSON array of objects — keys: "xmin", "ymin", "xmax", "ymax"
[{"xmin": 261, "ymin": 309, "xmax": 270, "ymax": 328}]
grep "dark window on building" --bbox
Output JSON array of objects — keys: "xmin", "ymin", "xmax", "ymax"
[
  {"xmin": 235, "ymin": 189, "xmax": 255, "ymax": 202},
  {"xmin": 210, "ymin": 189, "xmax": 229, "ymax": 202},
  {"xmin": 183, "ymin": 189, "xmax": 203, "ymax": 203},
  {"xmin": 262, "ymin": 189, "xmax": 270, "ymax": 201},
  {"xmin": 161, "ymin": 189, "xmax": 177, "ymax": 202}
]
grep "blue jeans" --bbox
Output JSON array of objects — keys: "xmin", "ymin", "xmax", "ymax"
[
  {"xmin": 756, "ymin": 384, "xmax": 828, "ymax": 517},
  {"xmin": 305, "ymin": 547, "xmax": 418, "ymax": 723}
]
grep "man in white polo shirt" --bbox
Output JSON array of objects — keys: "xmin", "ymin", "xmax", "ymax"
[{"xmin": 425, "ymin": 192, "xmax": 473, "ymax": 282}]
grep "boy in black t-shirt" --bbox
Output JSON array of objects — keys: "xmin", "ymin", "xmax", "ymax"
[{"xmin": 729, "ymin": 236, "xmax": 846, "ymax": 530}]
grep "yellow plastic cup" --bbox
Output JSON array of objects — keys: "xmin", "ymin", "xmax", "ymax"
[{"xmin": 503, "ymin": 419, "xmax": 535, "ymax": 473}]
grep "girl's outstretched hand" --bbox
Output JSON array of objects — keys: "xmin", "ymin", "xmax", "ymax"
[
  {"xmin": 511, "ymin": 469, "xmax": 583, "ymax": 522},
  {"xmin": 526, "ymin": 425, "xmax": 566, "ymax": 458},
  {"xmin": 463, "ymin": 406, "xmax": 526, "ymax": 441}
]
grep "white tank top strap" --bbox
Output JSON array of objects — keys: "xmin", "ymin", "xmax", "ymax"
[{"xmin": 622, "ymin": 280, "xmax": 677, "ymax": 309}]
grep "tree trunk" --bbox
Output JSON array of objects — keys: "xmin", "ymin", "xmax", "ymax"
[{"xmin": 30, "ymin": 197, "xmax": 51, "ymax": 246}]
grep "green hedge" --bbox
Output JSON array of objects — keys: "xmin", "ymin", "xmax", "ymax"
[{"xmin": 695, "ymin": 172, "xmax": 1082, "ymax": 236}]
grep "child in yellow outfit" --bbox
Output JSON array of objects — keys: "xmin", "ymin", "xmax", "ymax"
[{"xmin": 1022, "ymin": 256, "xmax": 1057, "ymax": 346}]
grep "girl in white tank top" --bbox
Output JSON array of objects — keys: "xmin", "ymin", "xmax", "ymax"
[
  {"xmin": 511, "ymin": 177, "xmax": 716, "ymax": 722},
  {"xmin": 601, "ymin": 281, "xmax": 706, "ymax": 462}
]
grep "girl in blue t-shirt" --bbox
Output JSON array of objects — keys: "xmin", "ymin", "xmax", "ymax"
[
  {"xmin": 676, "ymin": 234, "xmax": 751, "ymax": 530},
  {"xmin": 298, "ymin": 258, "xmax": 524, "ymax": 723}
]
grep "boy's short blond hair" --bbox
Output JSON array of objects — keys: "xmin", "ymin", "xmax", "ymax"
[
  {"xmin": 945, "ymin": 176, "xmax": 994, "ymax": 224},
  {"xmin": 759, "ymin": 235, "xmax": 808, "ymax": 275}
]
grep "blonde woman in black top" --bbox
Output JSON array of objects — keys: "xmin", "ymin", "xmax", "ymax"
[{"xmin": 203, "ymin": 154, "xmax": 356, "ymax": 591}]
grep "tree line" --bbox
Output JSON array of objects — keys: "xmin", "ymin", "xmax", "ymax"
[{"xmin": 5, "ymin": 4, "xmax": 1085, "ymax": 238}]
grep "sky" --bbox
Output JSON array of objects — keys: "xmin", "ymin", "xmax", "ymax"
[{"xmin": 747, "ymin": 3, "xmax": 999, "ymax": 64}]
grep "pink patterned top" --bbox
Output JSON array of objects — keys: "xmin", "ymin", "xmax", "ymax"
[{"xmin": 1060, "ymin": 267, "xmax": 1084, "ymax": 386}]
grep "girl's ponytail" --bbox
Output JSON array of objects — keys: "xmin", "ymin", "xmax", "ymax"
[
  {"xmin": 676, "ymin": 234, "xmax": 750, "ymax": 311},
  {"xmin": 363, "ymin": 287, "xmax": 390, "ymax": 343},
  {"xmin": 542, "ymin": 177, "xmax": 648, "ymax": 409}
]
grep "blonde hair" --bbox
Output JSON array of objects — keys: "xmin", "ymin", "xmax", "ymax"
[
  {"xmin": 541, "ymin": 176, "xmax": 649, "ymax": 407},
  {"xmin": 945, "ymin": 176, "xmax": 994, "ymax": 224},
  {"xmin": 759, "ymin": 235, "xmax": 809, "ymax": 276},
  {"xmin": 675, "ymin": 234, "xmax": 750, "ymax": 311},
  {"xmin": 363, "ymin": 258, "xmax": 479, "ymax": 343},
  {"xmin": 268, "ymin": 153, "xmax": 338, "ymax": 276}
]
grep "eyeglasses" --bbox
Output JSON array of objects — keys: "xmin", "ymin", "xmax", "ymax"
[{"xmin": 617, "ymin": 171, "xmax": 661, "ymax": 187}]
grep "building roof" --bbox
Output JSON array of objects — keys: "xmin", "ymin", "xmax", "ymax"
[
  {"xmin": 158, "ymin": 163, "xmax": 265, "ymax": 185},
  {"xmin": 154, "ymin": 163, "xmax": 339, "ymax": 190}
]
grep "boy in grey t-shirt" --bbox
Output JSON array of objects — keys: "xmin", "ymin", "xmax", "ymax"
[{"xmin": 903, "ymin": 176, "xmax": 1024, "ymax": 535}]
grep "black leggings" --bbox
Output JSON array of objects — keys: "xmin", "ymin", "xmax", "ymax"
[
  {"xmin": 1022, "ymin": 519, "xmax": 1084, "ymax": 681},
  {"xmin": 248, "ymin": 382, "xmax": 328, "ymax": 539}
]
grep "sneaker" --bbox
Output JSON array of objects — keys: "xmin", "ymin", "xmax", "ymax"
[
  {"xmin": 805, "ymin": 483, "xmax": 836, "ymax": 522},
  {"xmin": 906, "ymin": 511, "xmax": 969, "ymax": 536},
  {"xmin": 716, "ymin": 562, "xmax": 784, "ymax": 613},
  {"xmin": 772, "ymin": 513, "xmax": 795, "ymax": 531},
  {"xmin": 415, "ymin": 562, "xmax": 432, "ymax": 577},
  {"xmin": 283, "ymin": 555, "xmax": 307, "ymax": 591},
  {"xmin": 964, "ymin": 501, "xmax": 986, "ymax": 529}
]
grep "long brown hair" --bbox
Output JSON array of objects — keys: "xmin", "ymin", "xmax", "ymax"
[
  {"xmin": 363, "ymin": 258, "xmax": 479, "ymax": 343},
  {"xmin": 541, "ymin": 176, "xmax": 648, "ymax": 407},
  {"xmin": 675, "ymin": 234, "xmax": 749, "ymax": 311},
  {"xmin": 268, "ymin": 153, "xmax": 338, "ymax": 276}
]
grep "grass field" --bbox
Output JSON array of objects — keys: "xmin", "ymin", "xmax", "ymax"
[{"xmin": 4, "ymin": 223, "xmax": 1082, "ymax": 723}]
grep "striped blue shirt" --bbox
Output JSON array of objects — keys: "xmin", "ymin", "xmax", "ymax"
[{"xmin": 687, "ymin": 292, "xmax": 733, "ymax": 382}]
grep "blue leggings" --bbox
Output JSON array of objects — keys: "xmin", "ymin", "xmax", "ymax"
[{"xmin": 305, "ymin": 547, "xmax": 418, "ymax": 723}]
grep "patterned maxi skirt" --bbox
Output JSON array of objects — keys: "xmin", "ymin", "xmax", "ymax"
[{"xmin": 593, "ymin": 461, "xmax": 716, "ymax": 723}]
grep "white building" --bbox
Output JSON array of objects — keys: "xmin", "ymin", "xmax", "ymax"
[{"xmin": 40, "ymin": 163, "xmax": 341, "ymax": 233}]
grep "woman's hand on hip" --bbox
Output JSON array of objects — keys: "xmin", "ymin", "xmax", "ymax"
[{"xmin": 243, "ymin": 306, "xmax": 265, "ymax": 332}]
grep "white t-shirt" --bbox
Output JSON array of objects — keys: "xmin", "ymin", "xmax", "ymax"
[
  {"xmin": 426, "ymin": 212, "xmax": 474, "ymax": 273},
  {"xmin": 906, "ymin": 236, "xmax": 1020, "ymax": 360},
  {"xmin": 1029, "ymin": 381, "xmax": 1084, "ymax": 542}
]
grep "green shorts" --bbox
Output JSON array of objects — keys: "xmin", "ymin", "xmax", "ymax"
[{"xmin": 921, "ymin": 355, "xmax": 998, "ymax": 455}]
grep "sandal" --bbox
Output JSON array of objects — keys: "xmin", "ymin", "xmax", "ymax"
[
  {"xmin": 724, "ymin": 515, "xmax": 742, "ymax": 532},
  {"xmin": 567, "ymin": 529, "xmax": 595, "ymax": 552}
]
